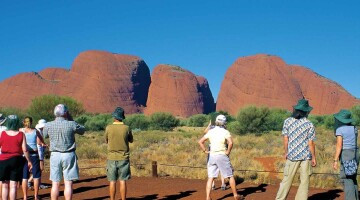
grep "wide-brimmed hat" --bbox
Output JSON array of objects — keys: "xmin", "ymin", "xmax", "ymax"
[
  {"xmin": 334, "ymin": 109, "xmax": 353, "ymax": 124},
  {"xmin": 35, "ymin": 119, "xmax": 47, "ymax": 129},
  {"xmin": 112, "ymin": 107, "xmax": 125, "ymax": 120},
  {"xmin": 0, "ymin": 113, "xmax": 6, "ymax": 125},
  {"xmin": 293, "ymin": 99, "xmax": 313, "ymax": 112}
]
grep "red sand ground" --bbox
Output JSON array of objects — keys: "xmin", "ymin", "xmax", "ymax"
[{"xmin": 19, "ymin": 174, "xmax": 345, "ymax": 200}]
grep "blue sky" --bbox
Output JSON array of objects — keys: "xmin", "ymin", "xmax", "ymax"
[{"xmin": 1, "ymin": 1, "xmax": 359, "ymax": 99}]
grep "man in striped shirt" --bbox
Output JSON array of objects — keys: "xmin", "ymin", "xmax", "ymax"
[{"xmin": 276, "ymin": 99, "xmax": 317, "ymax": 200}]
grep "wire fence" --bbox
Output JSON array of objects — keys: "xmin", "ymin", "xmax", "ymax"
[{"xmin": 74, "ymin": 162, "xmax": 351, "ymax": 177}]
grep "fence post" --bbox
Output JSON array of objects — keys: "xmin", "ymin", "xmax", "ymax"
[{"xmin": 152, "ymin": 161, "xmax": 158, "ymax": 177}]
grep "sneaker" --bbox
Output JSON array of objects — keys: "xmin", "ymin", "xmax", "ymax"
[
  {"xmin": 221, "ymin": 184, "xmax": 226, "ymax": 190},
  {"xmin": 27, "ymin": 182, "xmax": 33, "ymax": 188},
  {"xmin": 39, "ymin": 184, "xmax": 49, "ymax": 189}
]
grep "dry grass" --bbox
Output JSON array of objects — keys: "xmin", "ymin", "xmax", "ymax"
[{"xmin": 66, "ymin": 126, "xmax": 351, "ymax": 189}]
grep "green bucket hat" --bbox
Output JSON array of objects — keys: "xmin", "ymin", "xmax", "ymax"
[
  {"xmin": 112, "ymin": 107, "xmax": 125, "ymax": 120},
  {"xmin": 293, "ymin": 99, "xmax": 313, "ymax": 112},
  {"xmin": 334, "ymin": 109, "xmax": 353, "ymax": 124}
]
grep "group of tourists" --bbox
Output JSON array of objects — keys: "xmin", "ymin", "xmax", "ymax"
[
  {"xmin": 0, "ymin": 98, "xmax": 358, "ymax": 200},
  {"xmin": 0, "ymin": 104, "xmax": 132, "ymax": 200},
  {"xmin": 198, "ymin": 99, "xmax": 358, "ymax": 200}
]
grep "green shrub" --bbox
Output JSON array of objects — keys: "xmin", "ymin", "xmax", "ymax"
[
  {"xmin": 324, "ymin": 115, "xmax": 335, "ymax": 130},
  {"xmin": 0, "ymin": 107, "xmax": 27, "ymax": 120},
  {"xmin": 84, "ymin": 114, "xmax": 113, "ymax": 131},
  {"xmin": 124, "ymin": 114, "xmax": 149, "ymax": 130},
  {"xmin": 266, "ymin": 108, "xmax": 289, "ymax": 131},
  {"xmin": 227, "ymin": 121, "xmax": 242, "ymax": 134},
  {"xmin": 149, "ymin": 112, "xmax": 179, "ymax": 131},
  {"xmin": 75, "ymin": 114, "xmax": 92, "ymax": 125},
  {"xmin": 27, "ymin": 95, "xmax": 85, "ymax": 122},
  {"xmin": 235, "ymin": 106, "xmax": 271, "ymax": 134},
  {"xmin": 187, "ymin": 114, "xmax": 208, "ymax": 127},
  {"xmin": 351, "ymin": 105, "xmax": 360, "ymax": 126}
]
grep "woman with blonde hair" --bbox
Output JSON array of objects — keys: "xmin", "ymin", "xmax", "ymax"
[{"xmin": 333, "ymin": 109, "xmax": 359, "ymax": 200}]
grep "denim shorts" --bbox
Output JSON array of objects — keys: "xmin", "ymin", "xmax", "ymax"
[
  {"xmin": 23, "ymin": 153, "xmax": 41, "ymax": 179},
  {"xmin": 50, "ymin": 151, "xmax": 79, "ymax": 182},
  {"xmin": 106, "ymin": 160, "xmax": 131, "ymax": 181},
  {"xmin": 207, "ymin": 154, "xmax": 234, "ymax": 178}
]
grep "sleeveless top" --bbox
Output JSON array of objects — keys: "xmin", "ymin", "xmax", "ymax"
[
  {"xmin": 0, "ymin": 131, "xmax": 24, "ymax": 160},
  {"xmin": 24, "ymin": 129, "xmax": 38, "ymax": 151}
]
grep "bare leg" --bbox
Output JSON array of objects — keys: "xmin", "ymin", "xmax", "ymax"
[
  {"xmin": 206, "ymin": 177, "xmax": 214, "ymax": 200},
  {"xmin": 229, "ymin": 176, "xmax": 242, "ymax": 199},
  {"xmin": 9, "ymin": 181, "xmax": 18, "ymax": 200},
  {"xmin": 119, "ymin": 180, "xmax": 126, "ymax": 200},
  {"xmin": 109, "ymin": 181, "xmax": 116, "ymax": 200},
  {"xmin": 51, "ymin": 181, "xmax": 60, "ymax": 200},
  {"xmin": 2, "ymin": 181, "xmax": 9, "ymax": 200},
  {"xmin": 64, "ymin": 180, "xmax": 73, "ymax": 200},
  {"xmin": 33, "ymin": 178, "xmax": 40, "ymax": 199},
  {"xmin": 22, "ymin": 179, "xmax": 28, "ymax": 200}
]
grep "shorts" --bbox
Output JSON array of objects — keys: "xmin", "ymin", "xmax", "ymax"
[
  {"xmin": 0, "ymin": 156, "xmax": 26, "ymax": 181},
  {"xmin": 50, "ymin": 151, "xmax": 79, "ymax": 182},
  {"xmin": 106, "ymin": 160, "xmax": 131, "ymax": 181},
  {"xmin": 207, "ymin": 154, "xmax": 234, "ymax": 178},
  {"xmin": 23, "ymin": 153, "xmax": 41, "ymax": 179}
]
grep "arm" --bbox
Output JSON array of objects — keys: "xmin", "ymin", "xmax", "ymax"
[
  {"xmin": 35, "ymin": 129, "xmax": 47, "ymax": 146},
  {"xmin": 308, "ymin": 140, "xmax": 316, "ymax": 167},
  {"xmin": 74, "ymin": 123, "xmax": 85, "ymax": 135},
  {"xmin": 128, "ymin": 130, "xmax": 133, "ymax": 143},
  {"xmin": 198, "ymin": 136, "xmax": 209, "ymax": 154},
  {"xmin": 22, "ymin": 133, "xmax": 32, "ymax": 171},
  {"xmin": 203, "ymin": 120, "xmax": 212, "ymax": 134},
  {"xmin": 333, "ymin": 136, "xmax": 342, "ymax": 170},
  {"xmin": 283, "ymin": 136, "xmax": 289, "ymax": 160},
  {"xmin": 225, "ymin": 136, "xmax": 233, "ymax": 156}
]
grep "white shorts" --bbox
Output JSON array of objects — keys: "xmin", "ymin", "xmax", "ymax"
[{"xmin": 207, "ymin": 154, "xmax": 234, "ymax": 178}]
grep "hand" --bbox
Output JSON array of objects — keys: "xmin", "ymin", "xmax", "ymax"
[
  {"xmin": 311, "ymin": 158, "xmax": 317, "ymax": 167},
  {"xmin": 225, "ymin": 151, "xmax": 230, "ymax": 156},
  {"xmin": 28, "ymin": 162, "xmax": 33, "ymax": 172},
  {"xmin": 333, "ymin": 161, "xmax": 338, "ymax": 170},
  {"xmin": 40, "ymin": 160, "xmax": 44, "ymax": 171}
]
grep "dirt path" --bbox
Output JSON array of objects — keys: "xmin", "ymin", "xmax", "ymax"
[{"xmin": 20, "ymin": 174, "xmax": 344, "ymax": 199}]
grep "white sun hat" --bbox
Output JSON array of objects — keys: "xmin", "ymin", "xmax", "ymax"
[{"xmin": 35, "ymin": 119, "xmax": 47, "ymax": 129}]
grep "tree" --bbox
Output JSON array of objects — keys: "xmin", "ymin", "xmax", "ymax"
[{"xmin": 27, "ymin": 95, "xmax": 85, "ymax": 122}]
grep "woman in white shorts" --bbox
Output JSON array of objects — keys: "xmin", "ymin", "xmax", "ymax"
[{"xmin": 198, "ymin": 114, "xmax": 243, "ymax": 200}]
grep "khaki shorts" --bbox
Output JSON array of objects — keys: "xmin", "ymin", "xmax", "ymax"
[
  {"xmin": 50, "ymin": 151, "xmax": 79, "ymax": 182},
  {"xmin": 106, "ymin": 160, "xmax": 131, "ymax": 181}
]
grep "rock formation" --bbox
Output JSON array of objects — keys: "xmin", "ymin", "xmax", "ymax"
[
  {"xmin": 216, "ymin": 54, "xmax": 360, "ymax": 115},
  {"xmin": 0, "ymin": 50, "xmax": 151, "ymax": 114},
  {"xmin": 145, "ymin": 64, "xmax": 215, "ymax": 117},
  {"xmin": 289, "ymin": 65, "xmax": 360, "ymax": 114},
  {"xmin": 217, "ymin": 54, "xmax": 304, "ymax": 115}
]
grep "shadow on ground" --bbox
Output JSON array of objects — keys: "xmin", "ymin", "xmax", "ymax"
[
  {"xmin": 308, "ymin": 189, "xmax": 342, "ymax": 200},
  {"xmin": 218, "ymin": 184, "xmax": 268, "ymax": 200},
  {"xmin": 160, "ymin": 190, "xmax": 196, "ymax": 200}
]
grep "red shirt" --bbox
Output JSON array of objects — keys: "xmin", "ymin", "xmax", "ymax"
[{"xmin": 0, "ymin": 131, "xmax": 24, "ymax": 160}]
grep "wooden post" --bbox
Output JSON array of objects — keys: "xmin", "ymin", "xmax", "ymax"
[{"xmin": 152, "ymin": 161, "xmax": 158, "ymax": 177}]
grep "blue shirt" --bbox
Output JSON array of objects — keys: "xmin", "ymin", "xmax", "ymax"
[
  {"xmin": 282, "ymin": 117, "xmax": 316, "ymax": 161},
  {"xmin": 336, "ymin": 126, "xmax": 358, "ymax": 150}
]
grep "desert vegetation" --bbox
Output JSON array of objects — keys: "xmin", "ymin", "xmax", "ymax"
[{"xmin": 1, "ymin": 95, "xmax": 360, "ymax": 189}]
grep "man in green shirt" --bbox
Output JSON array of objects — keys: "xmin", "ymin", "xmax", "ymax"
[{"xmin": 105, "ymin": 107, "xmax": 133, "ymax": 200}]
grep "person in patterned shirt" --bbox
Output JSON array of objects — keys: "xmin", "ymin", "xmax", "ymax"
[
  {"xmin": 43, "ymin": 104, "xmax": 85, "ymax": 200},
  {"xmin": 275, "ymin": 99, "xmax": 317, "ymax": 200}
]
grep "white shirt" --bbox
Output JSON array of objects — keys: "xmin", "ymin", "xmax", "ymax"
[{"xmin": 204, "ymin": 126, "xmax": 231, "ymax": 155}]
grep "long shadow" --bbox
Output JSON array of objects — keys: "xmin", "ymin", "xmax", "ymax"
[
  {"xmin": 83, "ymin": 196, "xmax": 109, "ymax": 200},
  {"xmin": 218, "ymin": 183, "xmax": 267, "ymax": 200},
  {"xmin": 128, "ymin": 194, "xmax": 159, "ymax": 200},
  {"xmin": 308, "ymin": 189, "xmax": 342, "ymax": 200},
  {"xmin": 160, "ymin": 190, "xmax": 196, "ymax": 200},
  {"xmin": 73, "ymin": 185, "xmax": 108, "ymax": 193},
  {"xmin": 76, "ymin": 175, "xmax": 107, "ymax": 183}
]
